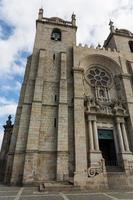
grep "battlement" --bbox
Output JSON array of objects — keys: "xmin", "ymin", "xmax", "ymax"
[{"xmin": 77, "ymin": 43, "xmax": 119, "ymax": 53}]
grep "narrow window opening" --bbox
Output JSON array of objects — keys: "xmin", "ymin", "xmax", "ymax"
[
  {"xmin": 53, "ymin": 54, "xmax": 55, "ymax": 60},
  {"xmin": 129, "ymin": 40, "xmax": 133, "ymax": 52},
  {"xmin": 54, "ymin": 118, "xmax": 56, "ymax": 127},
  {"xmin": 55, "ymin": 95, "xmax": 57, "ymax": 102}
]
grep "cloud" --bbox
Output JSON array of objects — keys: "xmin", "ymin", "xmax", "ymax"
[
  {"xmin": 0, "ymin": 104, "xmax": 17, "ymax": 117},
  {"xmin": 0, "ymin": 0, "xmax": 133, "ymax": 77},
  {"xmin": 0, "ymin": 0, "xmax": 133, "ymax": 150},
  {"xmin": 0, "ymin": 96, "xmax": 17, "ymax": 117},
  {"xmin": 0, "ymin": 80, "xmax": 21, "ymax": 92},
  {"xmin": 0, "ymin": 19, "xmax": 15, "ymax": 40}
]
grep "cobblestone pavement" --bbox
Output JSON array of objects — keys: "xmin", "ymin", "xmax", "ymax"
[{"xmin": 0, "ymin": 185, "xmax": 133, "ymax": 200}]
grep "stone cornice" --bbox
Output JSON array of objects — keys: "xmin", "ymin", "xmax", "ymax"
[
  {"xmin": 73, "ymin": 67, "xmax": 84, "ymax": 73},
  {"xmin": 119, "ymin": 74, "xmax": 132, "ymax": 79}
]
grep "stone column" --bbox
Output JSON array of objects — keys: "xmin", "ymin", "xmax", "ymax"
[
  {"xmin": 121, "ymin": 123, "xmax": 130, "ymax": 152},
  {"xmin": 92, "ymin": 120, "xmax": 99, "ymax": 151},
  {"xmin": 73, "ymin": 67, "xmax": 88, "ymax": 186},
  {"xmin": 23, "ymin": 49, "xmax": 46, "ymax": 184},
  {"xmin": 88, "ymin": 119, "xmax": 94, "ymax": 151},
  {"xmin": 116, "ymin": 117, "xmax": 133, "ymax": 171},
  {"xmin": 87, "ymin": 115, "xmax": 102, "ymax": 167},
  {"xmin": 56, "ymin": 52, "xmax": 69, "ymax": 181},
  {"xmin": 116, "ymin": 121, "xmax": 125, "ymax": 152}
]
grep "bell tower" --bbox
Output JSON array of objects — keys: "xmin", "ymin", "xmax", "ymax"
[
  {"xmin": 104, "ymin": 20, "xmax": 133, "ymax": 53},
  {"xmin": 35, "ymin": 8, "xmax": 77, "ymax": 51},
  {"xmin": 4, "ymin": 9, "xmax": 77, "ymax": 185}
]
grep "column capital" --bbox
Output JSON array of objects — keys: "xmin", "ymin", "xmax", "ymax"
[
  {"xmin": 87, "ymin": 115, "xmax": 97, "ymax": 121},
  {"xmin": 116, "ymin": 117, "xmax": 125, "ymax": 124}
]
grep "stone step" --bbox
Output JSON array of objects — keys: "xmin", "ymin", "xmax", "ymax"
[
  {"xmin": 105, "ymin": 171, "xmax": 133, "ymax": 190},
  {"xmin": 38, "ymin": 181, "xmax": 80, "ymax": 192},
  {"xmin": 106, "ymin": 166, "xmax": 124, "ymax": 172}
]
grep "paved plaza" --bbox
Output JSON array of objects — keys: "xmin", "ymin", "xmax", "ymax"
[{"xmin": 0, "ymin": 185, "xmax": 133, "ymax": 200}]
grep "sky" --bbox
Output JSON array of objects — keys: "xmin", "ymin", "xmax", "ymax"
[{"xmin": 0, "ymin": 0, "xmax": 133, "ymax": 148}]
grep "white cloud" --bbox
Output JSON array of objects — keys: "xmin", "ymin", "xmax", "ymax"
[
  {"xmin": 0, "ymin": 0, "xmax": 133, "ymax": 150},
  {"xmin": 0, "ymin": 80, "xmax": 21, "ymax": 92},
  {"xmin": 0, "ymin": 0, "xmax": 133, "ymax": 77},
  {"xmin": 0, "ymin": 104, "xmax": 17, "ymax": 117},
  {"xmin": 0, "ymin": 96, "xmax": 17, "ymax": 117},
  {"xmin": 0, "ymin": 96, "xmax": 15, "ymax": 104}
]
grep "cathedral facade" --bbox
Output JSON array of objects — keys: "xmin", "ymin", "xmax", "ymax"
[{"xmin": 1, "ymin": 9, "xmax": 133, "ymax": 189}]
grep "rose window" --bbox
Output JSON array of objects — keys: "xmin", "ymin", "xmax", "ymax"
[{"xmin": 87, "ymin": 67, "xmax": 111, "ymax": 87}]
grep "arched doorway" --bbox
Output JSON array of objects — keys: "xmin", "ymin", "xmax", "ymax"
[{"xmin": 98, "ymin": 129, "xmax": 117, "ymax": 166}]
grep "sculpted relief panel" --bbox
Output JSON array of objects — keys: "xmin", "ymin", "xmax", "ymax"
[{"xmin": 84, "ymin": 64, "xmax": 127, "ymax": 116}]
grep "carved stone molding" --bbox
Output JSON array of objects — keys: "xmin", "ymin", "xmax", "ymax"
[
  {"xmin": 85, "ymin": 96, "xmax": 127, "ymax": 116},
  {"xmin": 88, "ymin": 159, "xmax": 105, "ymax": 177},
  {"xmin": 88, "ymin": 166, "xmax": 102, "ymax": 177}
]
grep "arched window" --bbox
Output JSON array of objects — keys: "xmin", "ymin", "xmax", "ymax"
[
  {"xmin": 129, "ymin": 41, "xmax": 133, "ymax": 52},
  {"xmin": 99, "ymin": 89, "xmax": 105, "ymax": 97},
  {"xmin": 51, "ymin": 28, "xmax": 61, "ymax": 41}
]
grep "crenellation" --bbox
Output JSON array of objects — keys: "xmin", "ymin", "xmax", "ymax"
[
  {"xmin": 84, "ymin": 44, "xmax": 88, "ymax": 48},
  {"xmin": 77, "ymin": 43, "xmax": 120, "ymax": 55}
]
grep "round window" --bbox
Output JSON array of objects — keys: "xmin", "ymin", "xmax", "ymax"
[{"xmin": 86, "ymin": 66, "xmax": 112, "ymax": 87}]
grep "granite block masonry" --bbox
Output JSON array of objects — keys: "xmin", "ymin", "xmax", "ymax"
[{"xmin": 1, "ymin": 10, "xmax": 133, "ymax": 189}]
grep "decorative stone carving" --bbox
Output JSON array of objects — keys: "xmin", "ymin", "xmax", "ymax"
[
  {"xmin": 95, "ymin": 86, "xmax": 111, "ymax": 102},
  {"xmin": 88, "ymin": 159, "xmax": 105, "ymax": 177},
  {"xmin": 85, "ymin": 96, "xmax": 127, "ymax": 116},
  {"xmin": 112, "ymin": 99, "xmax": 127, "ymax": 115},
  {"xmin": 88, "ymin": 166, "xmax": 102, "ymax": 177}
]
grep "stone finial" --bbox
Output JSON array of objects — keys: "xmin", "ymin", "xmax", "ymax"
[
  {"xmin": 3, "ymin": 115, "xmax": 13, "ymax": 131},
  {"xmin": 109, "ymin": 20, "xmax": 115, "ymax": 33},
  {"xmin": 38, "ymin": 8, "xmax": 44, "ymax": 20},
  {"xmin": 96, "ymin": 44, "xmax": 101, "ymax": 49},
  {"xmin": 6, "ymin": 115, "xmax": 12, "ymax": 126},
  {"xmin": 90, "ymin": 44, "xmax": 94, "ymax": 48},
  {"xmin": 71, "ymin": 12, "xmax": 76, "ymax": 26}
]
